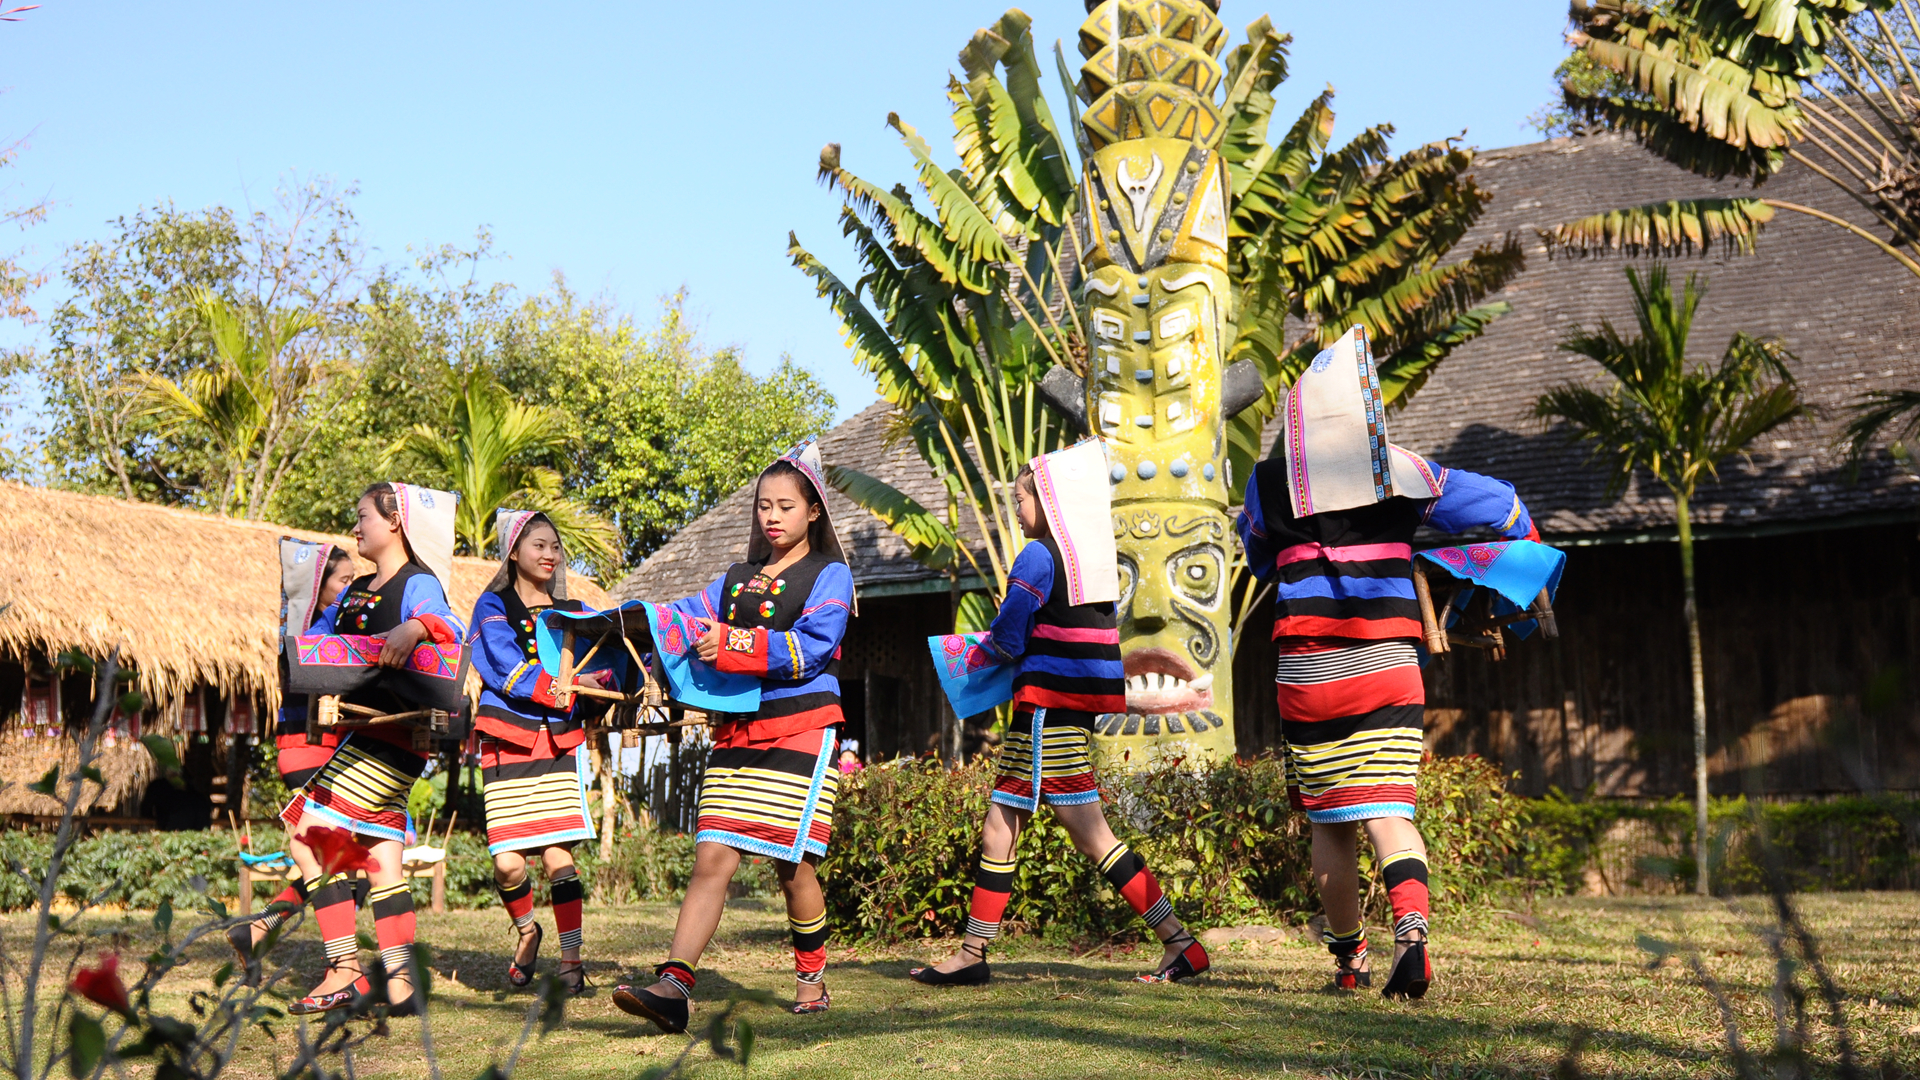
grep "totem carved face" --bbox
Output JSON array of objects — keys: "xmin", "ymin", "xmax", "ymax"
[{"xmin": 1075, "ymin": 0, "xmax": 1238, "ymax": 764}]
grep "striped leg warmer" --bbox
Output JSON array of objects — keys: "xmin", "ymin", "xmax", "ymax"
[
  {"xmin": 550, "ymin": 870, "xmax": 584, "ymax": 953},
  {"xmin": 1323, "ymin": 922, "xmax": 1369, "ymax": 963},
  {"xmin": 789, "ymin": 911, "xmax": 828, "ymax": 983},
  {"xmin": 497, "ymin": 876, "xmax": 538, "ymax": 931},
  {"xmin": 655, "ymin": 958, "xmax": 696, "ymax": 999},
  {"xmin": 257, "ymin": 876, "xmax": 310, "ymax": 933},
  {"xmin": 1381, "ymin": 849, "xmax": 1431, "ymax": 940},
  {"xmin": 310, "ymin": 874, "xmax": 359, "ymax": 965},
  {"xmin": 1098, "ymin": 843, "xmax": 1174, "ymax": 932},
  {"xmin": 965, "ymin": 854, "xmax": 1016, "ymax": 941},
  {"xmin": 370, "ymin": 882, "xmax": 416, "ymax": 979}
]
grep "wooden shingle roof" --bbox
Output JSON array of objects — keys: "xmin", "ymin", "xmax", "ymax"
[{"xmin": 615, "ymin": 133, "xmax": 1920, "ymax": 602}]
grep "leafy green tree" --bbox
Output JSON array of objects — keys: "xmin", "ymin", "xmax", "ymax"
[
  {"xmin": 1534, "ymin": 264, "xmax": 1803, "ymax": 896},
  {"xmin": 385, "ymin": 370, "xmax": 621, "ymax": 573},
  {"xmin": 1550, "ymin": 0, "xmax": 1920, "ymax": 275},
  {"xmin": 132, "ymin": 289, "xmax": 325, "ymax": 518},
  {"xmin": 488, "ymin": 286, "xmax": 837, "ymax": 565},
  {"xmin": 21, "ymin": 181, "xmax": 362, "ymax": 503}
]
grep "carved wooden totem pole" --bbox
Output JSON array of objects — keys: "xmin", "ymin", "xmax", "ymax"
[{"xmin": 1050, "ymin": 0, "xmax": 1265, "ymax": 764}]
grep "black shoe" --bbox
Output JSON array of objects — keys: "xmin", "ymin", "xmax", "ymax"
[
  {"xmin": 613, "ymin": 982, "xmax": 688, "ymax": 1033},
  {"xmin": 1136, "ymin": 931, "xmax": 1212, "ymax": 984},
  {"xmin": 381, "ymin": 980, "xmax": 421, "ymax": 1018},
  {"xmin": 507, "ymin": 923, "xmax": 542, "ymax": 988},
  {"xmin": 909, "ymin": 941, "xmax": 990, "ymax": 986},
  {"xmin": 1382, "ymin": 915, "xmax": 1430, "ymax": 1001},
  {"xmin": 558, "ymin": 961, "xmax": 588, "ymax": 997},
  {"xmin": 791, "ymin": 983, "xmax": 830, "ymax": 1014},
  {"xmin": 226, "ymin": 924, "xmax": 262, "ymax": 988}
]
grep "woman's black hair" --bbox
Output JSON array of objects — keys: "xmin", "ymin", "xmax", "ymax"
[
  {"xmin": 1015, "ymin": 462, "xmax": 1036, "ymax": 492},
  {"xmin": 759, "ymin": 460, "xmax": 837, "ymax": 558},
  {"xmin": 322, "ymin": 547, "xmax": 354, "ymax": 577},
  {"xmin": 359, "ymin": 482, "xmax": 425, "ymax": 568}
]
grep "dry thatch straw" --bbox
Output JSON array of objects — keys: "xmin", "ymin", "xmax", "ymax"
[
  {"xmin": 0, "ymin": 735, "xmax": 155, "ymax": 815},
  {"xmin": 0, "ymin": 481, "xmax": 610, "ymax": 717}
]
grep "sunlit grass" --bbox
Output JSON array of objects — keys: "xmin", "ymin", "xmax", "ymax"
[{"xmin": 31, "ymin": 892, "xmax": 1920, "ymax": 1079}]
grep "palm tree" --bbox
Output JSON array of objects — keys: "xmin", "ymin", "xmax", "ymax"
[
  {"xmin": 386, "ymin": 371, "xmax": 621, "ymax": 576},
  {"xmin": 1534, "ymin": 264, "xmax": 1804, "ymax": 896},
  {"xmin": 134, "ymin": 288, "xmax": 323, "ymax": 518}
]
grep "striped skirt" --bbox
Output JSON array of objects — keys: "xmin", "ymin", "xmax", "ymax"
[
  {"xmin": 694, "ymin": 726, "xmax": 838, "ymax": 862},
  {"xmin": 281, "ymin": 731, "xmax": 426, "ymax": 844},
  {"xmin": 1274, "ymin": 638, "xmax": 1425, "ymax": 824},
  {"xmin": 991, "ymin": 708, "xmax": 1102, "ymax": 811},
  {"xmin": 481, "ymin": 728, "xmax": 596, "ymax": 856}
]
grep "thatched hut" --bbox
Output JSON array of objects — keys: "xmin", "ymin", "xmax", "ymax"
[{"xmin": 0, "ymin": 482, "xmax": 608, "ymax": 821}]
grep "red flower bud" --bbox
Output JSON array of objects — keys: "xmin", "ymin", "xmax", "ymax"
[
  {"xmin": 300, "ymin": 825, "xmax": 375, "ymax": 876},
  {"xmin": 71, "ymin": 953, "xmax": 132, "ymax": 1017}
]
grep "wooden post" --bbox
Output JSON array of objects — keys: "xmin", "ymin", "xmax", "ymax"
[
  {"xmin": 1412, "ymin": 564, "xmax": 1448, "ymax": 655},
  {"xmin": 430, "ymin": 861, "xmax": 446, "ymax": 914},
  {"xmin": 238, "ymin": 864, "xmax": 253, "ymax": 915}
]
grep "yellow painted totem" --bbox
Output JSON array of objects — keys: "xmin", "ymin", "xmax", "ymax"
[{"xmin": 1064, "ymin": 0, "xmax": 1261, "ymax": 764}]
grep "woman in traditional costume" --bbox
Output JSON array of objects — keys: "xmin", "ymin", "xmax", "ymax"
[
  {"xmin": 228, "ymin": 542, "xmax": 360, "ymax": 972},
  {"xmin": 469, "ymin": 509, "xmax": 601, "ymax": 996},
  {"xmin": 1237, "ymin": 326, "xmax": 1538, "ymax": 1000},
  {"xmin": 278, "ymin": 482, "xmax": 464, "ymax": 1015},
  {"xmin": 612, "ymin": 440, "xmax": 853, "ymax": 1033},
  {"xmin": 911, "ymin": 449, "xmax": 1210, "ymax": 987}
]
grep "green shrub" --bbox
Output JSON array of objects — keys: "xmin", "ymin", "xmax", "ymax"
[
  {"xmin": 819, "ymin": 751, "xmax": 1528, "ymax": 943},
  {"xmin": 1521, "ymin": 792, "xmax": 1920, "ymax": 895}
]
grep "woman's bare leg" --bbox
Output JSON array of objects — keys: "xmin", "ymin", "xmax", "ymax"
[
  {"xmin": 493, "ymin": 850, "xmax": 540, "ymax": 968},
  {"xmin": 1362, "ymin": 816, "xmax": 1429, "ymax": 968},
  {"xmin": 645, "ymin": 841, "xmax": 740, "ymax": 995},
  {"xmin": 365, "ymin": 839, "xmax": 412, "ymax": 1003},
  {"xmin": 927, "ymin": 802, "xmax": 1027, "ymax": 974},
  {"xmin": 1051, "ymin": 801, "xmax": 1192, "ymax": 971},
  {"xmin": 776, "ymin": 855, "xmax": 827, "ymax": 1002},
  {"xmin": 542, "ymin": 845, "xmax": 583, "ymax": 967},
  {"xmin": 1311, "ymin": 820, "xmax": 1368, "ymax": 973}
]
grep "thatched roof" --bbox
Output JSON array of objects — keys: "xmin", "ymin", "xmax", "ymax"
[{"xmin": 0, "ymin": 481, "xmax": 610, "ymax": 709}]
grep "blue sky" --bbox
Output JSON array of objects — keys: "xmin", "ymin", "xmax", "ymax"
[{"xmin": 1, "ymin": 1, "xmax": 1571, "ymax": 422}]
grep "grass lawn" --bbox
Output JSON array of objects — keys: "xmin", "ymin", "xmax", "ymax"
[{"xmin": 33, "ymin": 892, "xmax": 1920, "ymax": 1079}]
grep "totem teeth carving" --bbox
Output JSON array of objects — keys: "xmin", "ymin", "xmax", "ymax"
[
  {"xmin": 1190, "ymin": 674, "xmax": 1213, "ymax": 692},
  {"xmin": 1126, "ymin": 673, "xmax": 1191, "ymax": 693}
]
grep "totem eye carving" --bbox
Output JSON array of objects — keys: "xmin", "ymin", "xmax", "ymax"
[
  {"xmin": 1166, "ymin": 542, "xmax": 1224, "ymax": 611},
  {"xmin": 1115, "ymin": 554, "xmax": 1138, "ymax": 615}
]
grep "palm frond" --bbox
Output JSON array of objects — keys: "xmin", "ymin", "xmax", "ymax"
[
  {"xmin": 1841, "ymin": 388, "xmax": 1920, "ymax": 469},
  {"xmin": 826, "ymin": 465, "xmax": 961, "ymax": 570},
  {"xmin": 1544, "ymin": 197, "xmax": 1775, "ymax": 257}
]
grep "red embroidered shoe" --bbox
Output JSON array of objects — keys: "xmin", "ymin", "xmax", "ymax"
[{"xmin": 290, "ymin": 973, "xmax": 370, "ymax": 1015}]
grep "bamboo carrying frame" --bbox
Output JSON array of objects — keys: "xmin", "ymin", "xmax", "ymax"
[
  {"xmin": 1411, "ymin": 561, "xmax": 1559, "ymax": 662},
  {"xmin": 545, "ymin": 615, "xmax": 711, "ymax": 749},
  {"xmin": 307, "ymin": 695, "xmax": 452, "ymax": 752}
]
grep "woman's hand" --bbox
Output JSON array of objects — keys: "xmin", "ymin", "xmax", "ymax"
[
  {"xmin": 576, "ymin": 669, "xmax": 612, "ymax": 691},
  {"xmin": 376, "ymin": 619, "xmax": 429, "ymax": 669},
  {"xmin": 695, "ymin": 620, "xmax": 725, "ymax": 663}
]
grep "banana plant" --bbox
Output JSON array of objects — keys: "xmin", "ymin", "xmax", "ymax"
[
  {"xmin": 795, "ymin": 9, "xmax": 1526, "ymax": 607},
  {"xmin": 791, "ymin": 11, "xmax": 1084, "ymax": 613}
]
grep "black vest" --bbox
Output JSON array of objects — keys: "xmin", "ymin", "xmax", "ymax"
[{"xmin": 718, "ymin": 551, "xmax": 842, "ymax": 723}]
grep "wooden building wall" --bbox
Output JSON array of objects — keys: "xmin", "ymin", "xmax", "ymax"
[
  {"xmin": 1233, "ymin": 522, "xmax": 1920, "ymax": 797},
  {"xmin": 837, "ymin": 592, "xmax": 957, "ymax": 761}
]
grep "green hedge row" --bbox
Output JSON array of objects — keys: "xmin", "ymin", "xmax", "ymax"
[
  {"xmin": 1520, "ymin": 791, "xmax": 1920, "ymax": 894},
  {"xmin": 817, "ymin": 752, "xmax": 1527, "ymax": 942}
]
